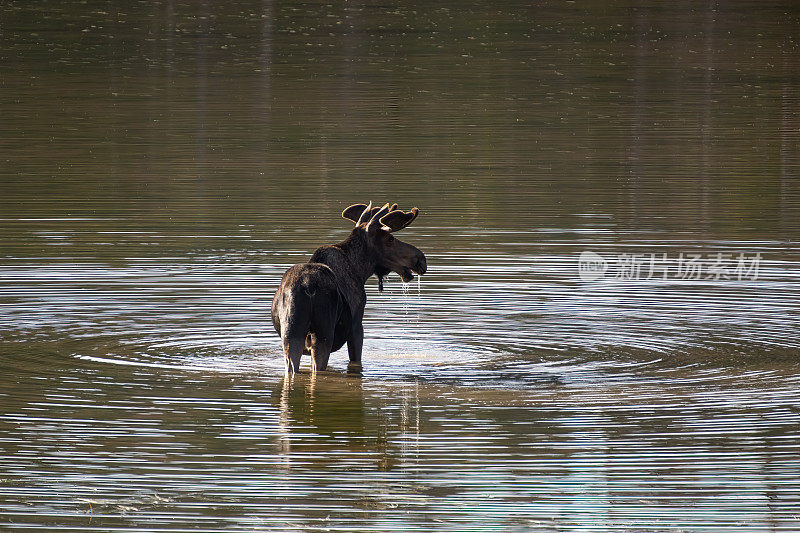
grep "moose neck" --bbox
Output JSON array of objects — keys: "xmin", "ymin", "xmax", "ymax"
[{"xmin": 332, "ymin": 229, "xmax": 380, "ymax": 286}]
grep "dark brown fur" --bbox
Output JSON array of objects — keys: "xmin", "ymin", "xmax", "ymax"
[{"xmin": 271, "ymin": 203, "xmax": 426, "ymax": 374}]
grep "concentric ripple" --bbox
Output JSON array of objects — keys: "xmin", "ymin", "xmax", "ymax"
[{"xmin": 3, "ymin": 0, "xmax": 800, "ymax": 530}]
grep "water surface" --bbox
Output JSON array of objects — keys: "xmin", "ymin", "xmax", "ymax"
[{"xmin": 1, "ymin": 0, "xmax": 800, "ymax": 531}]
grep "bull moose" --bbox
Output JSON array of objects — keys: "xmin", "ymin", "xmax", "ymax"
[{"xmin": 271, "ymin": 202, "xmax": 427, "ymax": 374}]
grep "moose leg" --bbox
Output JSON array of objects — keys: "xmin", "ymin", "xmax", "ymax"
[
  {"xmin": 282, "ymin": 336, "xmax": 304, "ymax": 374},
  {"xmin": 346, "ymin": 322, "xmax": 364, "ymax": 374},
  {"xmin": 276, "ymin": 287, "xmax": 311, "ymax": 374},
  {"xmin": 308, "ymin": 299, "xmax": 337, "ymax": 372},
  {"xmin": 309, "ymin": 334, "xmax": 332, "ymax": 372}
]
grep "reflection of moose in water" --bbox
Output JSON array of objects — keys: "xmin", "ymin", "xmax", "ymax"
[
  {"xmin": 277, "ymin": 374, "xmax": 368, "ymax": 437},
  {"xmin": 274, "ymin": 373, "xmax": 401, "ymax": 474},
  {"xmin": 272, "ymin": 203, "xmax": 427, "ymax": 374}
]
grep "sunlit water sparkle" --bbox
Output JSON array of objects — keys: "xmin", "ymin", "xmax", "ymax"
[{"xmin": 2, "ymin": 0, "xmax": 800, "ymax": 531}]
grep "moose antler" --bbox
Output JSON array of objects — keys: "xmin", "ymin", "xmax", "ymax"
[
  {"xmin": 380, "ymin": 206, "xmax": 419, "ymax": 232},
  {"xmin": 365, "ymin": 203, "xmax": 393, "ymax": 232},
  {"xmin": 340, "ymin": 202, "xmax": 376, "ymax": 227},
  {"xmin": 342, "ymin": 202, "xmax": 390, "ymax": 227},
  {"xmin": 342, "ymin": 202, "xmax": 418, "ymax": 232},
  {"xmin": 356, "ymin": 202, "xmax": 376, "ymax": 226},
  {"xmin": 341, "ymin": 203, "xmax": 368, "ymax": 223}
]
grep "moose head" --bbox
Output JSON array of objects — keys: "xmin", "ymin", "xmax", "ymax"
[{"xmin": 341, "ymin": 202, "xmax": 427, "ymax": 289}]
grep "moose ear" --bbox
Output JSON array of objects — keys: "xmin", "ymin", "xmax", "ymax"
[
  {"xmin": 380, "ymin": 207, "xmax": 419, "ymax": 233},
  {"xmin": 342, "ymin": 204, "xmax": 368, "ymax": 224}
]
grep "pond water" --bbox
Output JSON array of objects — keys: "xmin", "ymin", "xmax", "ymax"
[{"xmin": 1, "ymin": 0, "xmax": 800, "ymax": 531}]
